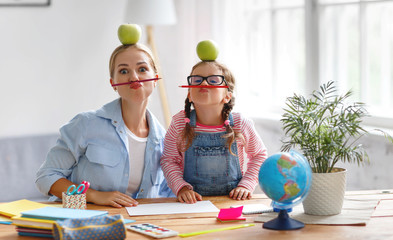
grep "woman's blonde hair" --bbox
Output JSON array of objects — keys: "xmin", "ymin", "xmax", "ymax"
[
  {"xmin": 109, "ymin": 43, "xmax": 158, "ymax": 78},
  {"xmin": 180, "ymin": 61, "xmax": 243, "ymax": 155}
]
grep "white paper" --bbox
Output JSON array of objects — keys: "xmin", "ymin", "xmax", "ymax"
[{"xmin": 126, "ymin": 200, "xmax": 219, "ymax": 216}]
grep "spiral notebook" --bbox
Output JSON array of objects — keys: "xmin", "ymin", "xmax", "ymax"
[{"xmin": 231, "ymin": 204, "xmax": 273, "ymax": 215}]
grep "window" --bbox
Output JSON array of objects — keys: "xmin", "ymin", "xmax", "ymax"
[
  {"xmin": 212, "ymin": 0, "xmax": 393, "ymax": 129},
  {"xmin": 319, "ymin": 0, "xmax": 393, "ymax": 128}
]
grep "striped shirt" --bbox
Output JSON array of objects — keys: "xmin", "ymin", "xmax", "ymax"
[{"xmin": 160, "ymin": 110, "xmax": 268, "ymax": 196}]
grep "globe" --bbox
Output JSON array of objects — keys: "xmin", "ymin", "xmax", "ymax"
[{"xmin": 258, "ymin": 150, "xmax": 312, "ymax": 230}]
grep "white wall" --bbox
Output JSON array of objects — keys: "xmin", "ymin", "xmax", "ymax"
[
  {"xmin": 0, "ymin": 1, "xmax": 121, "ymax": 137},
  {"xmin": 0, "ymin": 0, "xmax": 217, "ymax": 138}
]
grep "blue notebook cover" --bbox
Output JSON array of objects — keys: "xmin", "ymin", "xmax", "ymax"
[{"xmin": 20, "ymin": 207, "xmax": 108, "ymax": 221}]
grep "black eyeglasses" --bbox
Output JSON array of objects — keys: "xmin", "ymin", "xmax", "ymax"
[{"xmin": 187, "ymin": 75, "xmax": 227, "ymax": 86}]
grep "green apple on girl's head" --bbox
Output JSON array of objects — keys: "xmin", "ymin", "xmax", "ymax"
[
  {"xmin": 196, "ymin": 40, "xmax": 219, "ymax": 61},
  {"xmin": 118, "ymin": 24, "xmax": 141, "ymax": 45}
]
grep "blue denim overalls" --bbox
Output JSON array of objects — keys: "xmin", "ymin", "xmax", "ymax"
[{"xmin": 183, "ymin": 110, "xmax": 242, "ymax": 196}]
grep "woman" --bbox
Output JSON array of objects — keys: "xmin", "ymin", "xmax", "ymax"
[{"xmin": 36, "ymin": 43, "xmax": 173, "ymax": 208}]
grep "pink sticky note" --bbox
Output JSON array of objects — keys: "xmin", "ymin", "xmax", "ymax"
[{"xmin": 217, "ymin": 206, "xmax": 246, "ymax": 221}]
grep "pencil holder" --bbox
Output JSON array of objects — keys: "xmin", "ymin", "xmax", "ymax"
[{"xmin": 62, "ymin": 192, "xmax": 87, "ymax": 210}]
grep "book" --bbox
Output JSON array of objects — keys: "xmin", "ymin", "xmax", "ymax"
[
  {"xmin": 0, "ymin": 199, "xmax": 50, "ymax": 218},
  {"xmin": 230, "ymin": 204, "xmax": 274, "ymax": 215},
  {"xmin": 16, "ymin": 226, "xmax": 53, "ymax": 238},
  {"xmin": 12, "ymin": 216, "xmax": 55, "ymax": 230},
  {"xmin": 0, "ymin": 215, "xmax": 12, "ymax": 224},
  {"xmin": 20, "ymin": 206, "xmax": 108, "ymax": 221}
]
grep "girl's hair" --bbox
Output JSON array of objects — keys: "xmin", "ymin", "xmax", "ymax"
[
  {"xmin": 180, "ymin": 61, "xmax": 244, "ymax": 155},
  {"xmin": 109, "ymin": 43, "xmax": 158, "ymax": 78}
]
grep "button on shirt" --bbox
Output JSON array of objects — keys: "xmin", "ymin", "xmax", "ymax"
[{"xmin": 35, "ymin": 98, "xmax": 174, "ymax": 200}]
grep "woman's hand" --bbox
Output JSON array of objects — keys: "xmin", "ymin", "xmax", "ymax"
[
  {"xmin": 49, "ymin": 179, "xmax": 138, "ymax": 208},
  {"xmin": 87, "ymin": 190, "xmax": 139, "ymax": 208},
  {"xmin": 177, "ymin": 186, "xmax": 202, "ymax": 204},
  {"xmin": 229, "ymin": 186, "xmax": 252, "ymax": 200}
]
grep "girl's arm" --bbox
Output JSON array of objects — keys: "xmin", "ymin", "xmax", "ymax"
[{"xmin": 160, "ymin": 112, "xmax": 193, "ymax": 196}]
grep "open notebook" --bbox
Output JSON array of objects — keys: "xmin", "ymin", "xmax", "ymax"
[{"xmin": 231, "ymin": 204, "xmax": 273, "ymax": 215}]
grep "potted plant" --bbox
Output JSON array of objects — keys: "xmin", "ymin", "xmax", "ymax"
[{"xmin": 280, "ymin": 81, "xmax": 392, "ymax": 215}]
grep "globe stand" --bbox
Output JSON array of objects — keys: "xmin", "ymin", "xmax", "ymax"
[{"xmin": 263, "ymin": 209, "xmax": 304, "ymax": 230}]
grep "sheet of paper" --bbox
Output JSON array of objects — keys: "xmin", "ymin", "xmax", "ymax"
[
  {"xmin": 372, "ymin": 199, "xmax": 393, "ymax": 217},
  {"xmin": 126, "ymin": 200, "xmax": 219, "ymax": 216},
  {"xmin": 254, "ymin": 199, "xmax": 378, "ymax": 226}
]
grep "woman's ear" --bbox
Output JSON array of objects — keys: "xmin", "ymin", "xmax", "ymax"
[{"xmin": 110, "ymin": 79, "xmax": 117, "ymax": 91}]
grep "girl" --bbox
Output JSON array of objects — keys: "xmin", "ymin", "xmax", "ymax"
[
  {"xmin": 36, "ymin": 33, "xmax": 173, "ymax": 208},
  {"xmin": 161, "ymin": 58, "xmax": 267, "ymax": 204}
]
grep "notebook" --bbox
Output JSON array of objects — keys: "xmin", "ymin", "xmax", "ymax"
[
  {"xmin": 12, "ymin": 216, "xmax": 55, "ymax": 230},
  {"xmin": 231, "ymin": 204, "xmax": 274, "ymax": 215},
  {"xmin": 16, "ymin": 227, "xmax": 53, "ymax": 238},
  {"xmin": 0, "ymin": 199, "xmax": 50, "ymax": 218},
  {"xmin": 20, "ymin": 206, "xmax": 108, "ymax": 221}
]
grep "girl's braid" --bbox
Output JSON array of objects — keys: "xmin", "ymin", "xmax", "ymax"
[
  {"xmin": 222, "ymin": 99, "xmax": 237, "ymax": 155},
  {"xmin": 179, "ymin": 98, "xmax": 196, "ymax": 151}
]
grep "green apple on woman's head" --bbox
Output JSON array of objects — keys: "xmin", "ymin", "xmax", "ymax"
[
  {"xmin": 118, "ymin": 24, "xmax": 141, "ymax": 45},
  {"xmin": 196, "ymin": 40, "xmax": 219, "ymax": 61}
]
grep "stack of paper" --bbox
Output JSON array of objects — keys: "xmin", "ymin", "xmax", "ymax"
[
  {"xmin": 0, "ymin": 199, "xmax": 53, "ymax": 237},
  {"xmin": 13, "ymin": 206, "xmax": 108, "ymax": 238},
  {"xmin": 12, "ymin": 216, "xmax": 55, "ymax": 238}
]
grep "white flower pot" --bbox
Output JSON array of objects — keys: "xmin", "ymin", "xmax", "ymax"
[{"xmin": 302, "ymin": 168, "xmax": 346, "ymax": 215}]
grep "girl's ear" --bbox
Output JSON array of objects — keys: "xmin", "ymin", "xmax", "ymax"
[{"xmin": 223, "ymin": 91, "xmax": 232, "ymax": 104}]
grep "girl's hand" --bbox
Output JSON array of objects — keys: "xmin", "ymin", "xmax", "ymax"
[
  {"xmin": 87, "ymin": 190, "xmax": 139, "ymax": 208},
  {"xmin": 229, "ymin": 187, "xmax": 252, "ymax": 200},
  {"xmin": 177, "ymin": 186, "xmax": 203, "ymax": 204}
]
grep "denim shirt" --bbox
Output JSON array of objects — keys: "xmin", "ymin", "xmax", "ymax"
[{"xmin": 35, "ymin": 98, "xmax": 174, "ymax": 200}]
